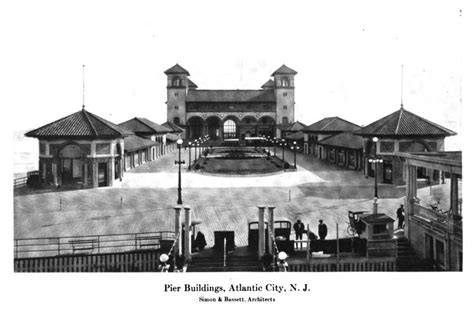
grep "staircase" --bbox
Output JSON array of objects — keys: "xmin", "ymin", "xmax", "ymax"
[
  {"xmin": 396, "ymin": 237, "xmax": 433, "ymax": 271},
  {"xmin": 187, "ymin": 247, "xmax": 263, "ymax": 272}
]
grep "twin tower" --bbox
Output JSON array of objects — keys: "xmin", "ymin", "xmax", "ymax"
[{"xmin": 164, "ymin": 64, "xmax": 297, "ymax": 140}]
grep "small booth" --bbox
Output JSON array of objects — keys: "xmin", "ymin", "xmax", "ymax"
[{"xmin": 360, "ymin": 213, "xmax": 396, "ymax": 258}]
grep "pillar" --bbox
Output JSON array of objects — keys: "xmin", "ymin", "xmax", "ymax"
[
  {"xmin": 258, "ymin": 205, "xmax": 266, "ymax": 258},
  {"xmin": 174, "ymin": 206, "xmax": 182, "ymax": 262},
  {"xmin": 267, "ymin": 206, "xmax": 275, "ymax": 258},
  {"xmin": 183, "ymin": 206, "xmax": 192, "ymax": 261},
  {"xmin": 52, "ymin": 162, "xmax": 58, "ymax": 186},
  {"xmin": 108, "ymin": 157, "xmax": 114, "ymax": 186},
  {"xmin": 92, "ymin": 161, "xmax": 98, "ymax": 188},
  {"xmin": 450, "ymin": 174, "xmax": 459, "ymax": 215},
  {"xmin": 83, "ymin": 159, "xmax": 88, "ymax": 186}
]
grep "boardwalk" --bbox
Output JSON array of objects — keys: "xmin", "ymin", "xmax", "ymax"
[{"xmin": 14, "ymin": 148, "xmax": 430, "ymax": 249}]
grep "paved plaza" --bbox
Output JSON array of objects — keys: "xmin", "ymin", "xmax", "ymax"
[{"xmin": 14, "ymin": 148, "xmax": 442, "ymax": 247}]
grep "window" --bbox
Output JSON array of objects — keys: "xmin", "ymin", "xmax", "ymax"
[
  {"xmin": 283, "ymin": 105, "xmax": 288, "ymax": 110},
  {"xmin": 282, "ymin": 117, "xmax": 288, "ymax": 124},
  {"xmin": 281, "ymin": 78, "xmax": 290, "ymax": 87},
  {"xmin": 174, "ymin": 106, "xmax": 179, "ymax": 110},
  {"xmin": 283, "ymin": 92, "xmax": 288, "ymax": 97},
  {"xmin": 172, "ymin": 76, "xmax": 181, "ymax": 87},
  {"xmin": 174, "ymin": 92, "xmax": 179, "ymax": 97},
  {"xmin": 223, "ymin": 119, "xmax": 237, "ymax": 139},
  {"xmin": 173, "ymin": 117, "xmax": 180, "ymax": 125}
]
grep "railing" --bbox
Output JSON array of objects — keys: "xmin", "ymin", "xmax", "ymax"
[
  {"xmin": 413, "ymin": 203, "xmax": 448, "ymax": 223},
  {"xmin": 14, "ymin": 171, "xmax": 39, "ymax": 189},
  {"xmin": 287, "ymin": 257, "xmax": 396, "ymax": 272},
  {"xmin": 159, "ymin": 232, "xmax": 181, "ymax": 272},
  {"xmin": 15, "ymin": 231, "xmax": 175, "ymax": 259}
]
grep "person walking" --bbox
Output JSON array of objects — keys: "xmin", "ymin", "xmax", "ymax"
[
  {"xmin": 318, "ymin": 220, "xmax": 328, "ymax": 240},
  {"xmin": 293, "ymin": 219, "xmax": 305, "ymax": 240},
  {"xmin": 397, "ymin": 204, "xmax": 405, "ymax": 229}
]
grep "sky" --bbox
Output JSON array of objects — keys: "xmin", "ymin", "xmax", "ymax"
[{"xmin": 2, "ymin": 0, "xmax": 465, "ymax": 151}]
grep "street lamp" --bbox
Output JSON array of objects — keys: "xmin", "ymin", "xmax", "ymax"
[
  {"xmin": 290, "ymin": 141, "xmax": 299, "ymax": 169},
  {"xmin": 175, "ymin": 138, "xmax": 185, "ymax": 205},
  {"xmin": 273, "ymin": 137, "xmax": 277, "ymax": 156},
  {"xmin": 188, "ymin": 142, "xmax": 192, "ymax": 170},
  {"xmin": 280, "ymin": 139, "xmax": 286, "ymax": 164},
  {"xmin": 368, "ymin": 137, "xmax": 383, "ymax": 211},
  {"xmin": 194, "ymin": 139, "xmax": 198, "ymax": 163}
]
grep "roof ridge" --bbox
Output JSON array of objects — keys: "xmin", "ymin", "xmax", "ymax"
[
  {"xmin": 82, "ymin": 110, "xmax": 98, "ymax": 136},
  {"xmin": 88, "ymin": 111, "xmax": 125, "ymax": 136},
  {"xmin": 136, "ymin": 117, "xmax": 157, "ymax": 133},
  {"xmin": 395, "ymin": 108, "xmax": 403, "ymax": 134}
]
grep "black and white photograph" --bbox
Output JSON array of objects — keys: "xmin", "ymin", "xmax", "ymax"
[{"xmin": 2, "ymin": 0, "xmax": 470, "ymax": 310}]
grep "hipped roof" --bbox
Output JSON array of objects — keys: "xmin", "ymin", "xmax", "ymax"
[{"xmin": 25, "ymin": 109, "xmax": 132, "ymax": 139}]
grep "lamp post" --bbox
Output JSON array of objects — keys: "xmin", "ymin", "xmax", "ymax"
[
  {"xmin": 291, "ymin": 141, "xmax": 299, "ymax": 169},
  {"xmin": 194, "ymin": 139, "xmax": 198, "ymax": 163},
  {"xmin": 175, "ymin": 138, "xmax": 185, "ymax": 205},
  {"xmin": 188, "ymin": 142, "xmax": 192, "ymax": 170},
  {"xmin": 280, "ymin": 139, "xmax": 286, "ymax": 163},
  {"xmin": 368, "ymin": 137, "xmax": 383, "ymax": 213},
  {"xmin": 273, "ymin": 137, "xmax": 277, "ymax": 156}
]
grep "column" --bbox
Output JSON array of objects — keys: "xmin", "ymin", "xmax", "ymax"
[
  {"xmin": 52, "ymin": 161, "xmax": 58, "ymax": 186},
  {"xmin": 267, "ymin": 206, "xmax": 275, "ymax": 259},
  {"xmin": 174, "ymin": 206, "xmax": 182, "ymax": 262},
  {"xmin": 92, "ymin": 160, "xmax": 98, "ymax": 188},
  {"xmin": 258, "ymin": 205, "xmax": 266, "ymax": 258},
  {"xmin": 108, "ymin": 158, "xmax": 114, "ymax": 186},
  {"xmin": 83, "ymin": 159, "xmax": 88, "ymax": 186},
  {"xmin": 184, "ymin": 206, "xmax": 191, "ymax": 261},
  {"xmin": 450, "ymin": 174, "xmax": 459, "ymax": 215}
]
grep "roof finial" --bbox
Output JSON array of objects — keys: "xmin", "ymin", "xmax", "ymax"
[
  {"xmin": 400, "ymin": 64, "xmax": 404, "ymax": 109},
  {"xmin": 82, "ymin": 64, "xmax": 85, "ymax": 110}
]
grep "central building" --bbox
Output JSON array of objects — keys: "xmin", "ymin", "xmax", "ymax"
[{"xmin": 164, "ymin": 64, "xmax": 297, "ymax": 141}]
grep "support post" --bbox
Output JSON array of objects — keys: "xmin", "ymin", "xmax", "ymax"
[
  {"xmin": 174, "ymin": 206, "xmax": 182, "ymax": 267},
  {"xmin": 257, "ymin": 205, "xmax": 266, "ymax": 258},
  {"xmin": 184, "ymin": 206, "xmax": 191, "ymax": 262},
  {"xmin": 268, "ymin": 206, "xmax": 275, "ymax": 259}
]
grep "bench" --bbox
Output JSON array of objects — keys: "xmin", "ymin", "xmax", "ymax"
[
  {"xmin": 136, "ymin": 236, "xmax": 161, "ymax": 249},
  {"xmin": 69, "ymin": 239, "xmax": 97, "ymax": 254}
]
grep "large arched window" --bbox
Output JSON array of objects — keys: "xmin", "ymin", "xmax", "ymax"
[{"xmin": 223, "ymin": 119, "xmax": 237, "ymax": 139}]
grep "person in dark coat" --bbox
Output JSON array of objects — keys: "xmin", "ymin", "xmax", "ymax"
[
  {"xmin": 318, "ymin": 220, "xmax": 328, "ymax": 240},
  {"xmin": 293, "ymin": 219, "xmax": 305, "ymax": 240},
  {"xmin": 194, "ymin": 231, "xmax": 207, "ymax": 251},
  {"xmin": 397, "ymin": 205, "xmax": 405, "ymax": 229}
]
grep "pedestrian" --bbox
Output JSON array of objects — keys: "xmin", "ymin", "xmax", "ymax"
[
  {"xmin": 318, "ymin": 220, "xmax": 328, "ymax": 240},
  {"xmin": 397, "ymin": 204, "xmax": 405, "ymax": 229},
  {"xmin": 293, "ymin": 219, "xmax": 305, "ymax": 240}
]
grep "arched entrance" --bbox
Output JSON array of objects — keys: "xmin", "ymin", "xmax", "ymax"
[
  {"xmin": 257, "ymin": 116, "xmax": 275, "ymax": 138},
  {"xmin": 206, "ymin": 116, "xmax": 221, "ymax": 140},
  {"xmin": 58, "ymin": 144, "xmax": 86, "ymax": 184},
  {"xmin": 187, "ymin": 117, "xmax": 204, "ymax": 140},
  {"xmin": 240, "ymin": 116, "xmax": 258, "ymax": 140}
]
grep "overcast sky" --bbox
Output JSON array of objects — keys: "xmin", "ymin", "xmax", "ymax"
[{"xmin": 2, "ymin": 0, "xmax": 465, "ymax": 149}]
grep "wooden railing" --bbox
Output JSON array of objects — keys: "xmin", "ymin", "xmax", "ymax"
[
  {"xmin": 15, "ymin": 231, "xmax": 175, "ymax": 259},
  {"xmin": 14, "ymin": 171, "xmax": 39, "ymax": 189},
  {"xmin": 287, "ymin": 257, "xmax": 396, "ymax": 272},
  {"xmin": 14, "ymin": 249, "xmax": 165, "ymax": 272}
]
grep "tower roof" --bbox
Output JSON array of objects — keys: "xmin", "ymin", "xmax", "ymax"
[
  {"xmin": 271, "ymin": 64, "xmax": 298, "ymax": 76},
  {"xmin": 25, "ymin": 109, "xmax": 132, "ymax": 139},
  {"xmin": 164, "ymin": 64, "xmax": 190, "ymax": 76},
  {"xmin": 354, "ymin": 107, "xmax": 457, "ymax": 137},
  {"xmin": 303, "ymin": 117, "xmax": 361, "ymax": 133}
]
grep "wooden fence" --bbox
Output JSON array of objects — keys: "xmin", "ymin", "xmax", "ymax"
[
  {"xmin": 14, "ymin": 249, "xmax": 164, "ymax": 272},
  {"xmin": 288, "ymin": 257, "xmax": 396, "ymax": 272}
]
